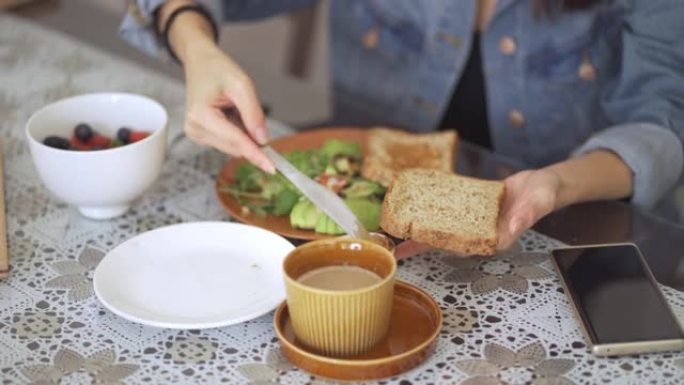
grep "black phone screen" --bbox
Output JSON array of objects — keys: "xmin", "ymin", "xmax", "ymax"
[{"xmin": 552, "ymin": 244, "xmax": 683, "ymax": 344}]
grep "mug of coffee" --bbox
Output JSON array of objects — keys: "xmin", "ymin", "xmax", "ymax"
[{"xmin": 283, "ymin": 237, "xmax": 396, "ymax": 357}]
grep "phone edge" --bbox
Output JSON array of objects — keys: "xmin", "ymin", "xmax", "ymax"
[{"xmin": 591, "ymin": 339, "xmax": 684, "ymax": 356}]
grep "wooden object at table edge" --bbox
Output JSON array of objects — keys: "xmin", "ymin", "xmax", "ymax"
[
  {"xmin": 0, "ymin": 0, "xmax": 38, "ymax": 9},
  {"xmin": 0, "ymin": 142, "xmax": 8, "ymax": 278}
]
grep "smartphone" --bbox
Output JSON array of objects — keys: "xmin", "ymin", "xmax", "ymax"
[{"xmin": 551, "ymin": 243, "xmax": 684, "ymax": 356}]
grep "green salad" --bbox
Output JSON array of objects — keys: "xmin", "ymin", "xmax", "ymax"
[{"xmin": 219, "ymin": 140, "xmax": 386, "ymax": 234}]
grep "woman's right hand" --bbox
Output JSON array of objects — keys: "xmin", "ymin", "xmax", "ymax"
[{"xmin": 181, "ymin": 39, "xmax": 275, "ymax": 174}]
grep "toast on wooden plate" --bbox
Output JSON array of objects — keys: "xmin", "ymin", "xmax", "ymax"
[
  {"xmin": 361, "ymin": 128, "xmax": 458, "ymax": 187},
  {"xmin": 380, "ymin": 169, "xmax": 505, "ymax": 256}
]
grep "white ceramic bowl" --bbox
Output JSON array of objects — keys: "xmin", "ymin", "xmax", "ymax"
[{"xmin": 26, "ymin": 93, "xmax": 168, "ymax": 220}]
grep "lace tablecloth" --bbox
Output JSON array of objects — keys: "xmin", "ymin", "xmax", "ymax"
[{"xmin": 1, "ymin": 13, "xmax": 683, "ymax": 385}]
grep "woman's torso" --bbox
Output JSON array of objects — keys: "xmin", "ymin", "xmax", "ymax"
[{"xmin": 328, "ymin": 0, "xmax": 625, "ymax": 167}]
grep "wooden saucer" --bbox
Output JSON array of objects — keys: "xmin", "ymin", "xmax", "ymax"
[{"xmin": 274, "ymin": 280, "xmax": 442, "ymax": 381}]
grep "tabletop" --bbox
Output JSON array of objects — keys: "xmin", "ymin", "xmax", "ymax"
[{"xmin": 1, "ymin": 13, "xmax": 684, "ymax": 385}]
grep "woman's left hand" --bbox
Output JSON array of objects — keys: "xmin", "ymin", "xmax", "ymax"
[
  {"xmin": 496, "ymin": 168, "xmax": 561, "ymax": 249},
  {"xmin": 395, "ymin": 168, "xmax": 562, "ymax": 260}
]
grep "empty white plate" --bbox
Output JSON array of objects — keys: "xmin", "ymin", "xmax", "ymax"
[{"xmin": 93, "ymin": 222, "xmax": 294, "ymax": 329}]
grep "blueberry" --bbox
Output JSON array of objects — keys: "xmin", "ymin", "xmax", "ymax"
[
  {"xmin": 74, "ymin": 123, "xmax": 93, "ymax": 142},
  {"xmin": 43, "ymin": 136, "xmax": 71, "ymax": 150},
  {"xmin": 117, "ymin": 127, "xmax": 132, "ymax": 143}
]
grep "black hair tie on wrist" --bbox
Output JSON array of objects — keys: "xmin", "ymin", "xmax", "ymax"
[{"xmin": 158, "ymin": 4, "xmax": 219, "ymax": 64}]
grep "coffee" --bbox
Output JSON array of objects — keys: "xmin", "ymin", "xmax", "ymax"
[{"xmin": 297, "ymin": 265, "xmax": 382, "ymax": 291}]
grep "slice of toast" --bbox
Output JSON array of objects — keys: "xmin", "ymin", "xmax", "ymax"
[
  {"xmin": 361, "ymin": 128, "xmax": 457, "ymax": 187},
  {"xmin": 381, "ymin": 169, "xmax": 505, "ymax": 256}
]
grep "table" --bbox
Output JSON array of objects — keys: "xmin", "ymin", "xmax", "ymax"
[{"xmin": 1, "ymin": 13, "xmax": 683, "ymax": 385}]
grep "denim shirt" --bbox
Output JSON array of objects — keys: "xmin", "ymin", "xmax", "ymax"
[{"xmin": 120, "ymin": 0, "xmax": 684, "ymax": 208}]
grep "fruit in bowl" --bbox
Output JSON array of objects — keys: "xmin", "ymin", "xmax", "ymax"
[
  {"xmin": 26, "ymin": 93, "xmax": 168, "ymax": 220},
  {"xmin": 43, "ymin": 124, "xmax": 151, "ymax": 151}
]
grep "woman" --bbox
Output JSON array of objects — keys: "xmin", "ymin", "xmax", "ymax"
[{"xmin": 120, "ymin": 0, "xmax": 684, "ymax": 250}]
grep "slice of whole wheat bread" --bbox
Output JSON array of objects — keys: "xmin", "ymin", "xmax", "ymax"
[
  {"xmin": 381, "ymin": 169, "xmax": 505, "ymax": 256},
  {"xmin": 361, "ymin": 127, "xmax": 457, "ymax": 187}
]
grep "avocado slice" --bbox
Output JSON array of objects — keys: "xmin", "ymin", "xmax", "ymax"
[
  {"xmin": 343, "ymin": 180, "xmax": 386, "ymax": 198},
  {"xmin": 315, "ymin": 214, "xmax": 345, "ymax": 235},
  {"xmin": 313, "ymin": 198, "xmax": 382, "ymax": 234},
  {"xmin": 290, "ymin": 200, "xmax": 321, "ymax": 229},
  {"xmin": 345, "ymin": 198, "xmax": 382, "ymax": 231}
]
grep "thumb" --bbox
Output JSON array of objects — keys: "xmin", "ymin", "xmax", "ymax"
[
  {"xmin": 510, "ymin": 210, "xmax": 535, "ymax": 238},
  {"xmin": 509, "ymin": 217, "xmax": 522, "ymax": 237},
  {"xmin": 498, "ymin": 211, "xmax": 533, "ymax": 249}
]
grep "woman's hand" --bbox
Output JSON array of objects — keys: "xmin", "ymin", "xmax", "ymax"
[
  {"xmin": 182, "ymin": 42, "xmax": 275, "ymax": 174},
  {"xmin": 496, "ymin": 168, "xmax": 561, "ymax": 249},
  {"xmin": 160, "ymin": 1, "xmax": 275, "ymax": 174}
]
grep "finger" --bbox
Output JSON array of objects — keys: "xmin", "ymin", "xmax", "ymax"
[
  {"xmin": 203, "ymin": 111, "xmax": 276, "ymax": 174},
  {"xmin": 497, "ymin": 202, "xmax": 517, "ymax": 249},
  {"xmin": 498, "ymin": 203, "xmax": 534, "ymax": 249},
  {"xmin": 498, "ymin": 221, "xmax": 527, "ymax": 250},
  {"xmin": 394, "ymin": 240, "xmax": 432, "ymax": 260},
  {"xmin": 228, "ymin": 78, "xmax": 268, "ymax": 144},
  {"xmin": 498, "ymin": 230, "xmax": 516, "ymax": 250}
]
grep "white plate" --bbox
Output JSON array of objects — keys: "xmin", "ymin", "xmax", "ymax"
[{"xmin": 93, "ymin": 222, "xmax": 294, "ymax": 329}]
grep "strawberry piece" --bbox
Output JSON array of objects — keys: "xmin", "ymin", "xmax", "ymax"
[
  {"xmin": 129, "ymin": 131, "xmax": 150, "ymax": 143},
  {"xmin": 89, "ymin": 135, "xmax": 111, "ymax": 148},
  {"xmin": 70, "ymin": 137, "xmax": 92, "ymax": 151}
]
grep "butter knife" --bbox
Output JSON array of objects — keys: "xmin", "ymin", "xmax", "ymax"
[{"xmin": 262, "ymin": 145, "xmax": 369, "ymax": 239}]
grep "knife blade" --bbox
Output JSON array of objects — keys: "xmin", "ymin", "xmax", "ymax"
[{"xmin": 262, "ymin": 145, "xmax": 369, "ymax": 239}]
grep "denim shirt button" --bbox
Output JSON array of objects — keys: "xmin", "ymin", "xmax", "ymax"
[
  {"xmin": 362, "ymin": 27, "xmax": 380, "ymax": 50},
  {"xmin": 508, "ymin": 109, "xmax": 525, "ymax": 128},
  {"xmin": 499, "ymin": 36, "xmax": 517, "ymax": 55},
  {"xmin": 436, "ymin": 32, "xmax": 463, "ymax": 48},
  {"xmin": 578, "ymin": 62, "xmax": 597, "ymax": 81}
]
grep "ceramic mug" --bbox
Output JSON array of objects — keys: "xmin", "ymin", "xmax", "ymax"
[{"xmin": 283, "ymin": 236, "xmax": 396, "ymax": 356}]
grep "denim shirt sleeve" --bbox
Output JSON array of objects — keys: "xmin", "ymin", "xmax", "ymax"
[
  {"xmin": 119, "ymin": 0, "xmax": 222, "ymax": 59},
  {"xmin": 119, "ymin": 0, "xmax": 315, "ymax": 59},
  {"xmin": 573, "ymin": 0, "xmax": 684, "ymax": 208}
]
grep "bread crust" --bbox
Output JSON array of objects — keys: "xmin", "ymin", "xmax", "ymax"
[
  {"xmin": 379, "ymin": 180, "xmax": 407, "ymax": 236},
  {"xmin": 380, "ymin": 169, "xmax": 506, "ymax": 256}
]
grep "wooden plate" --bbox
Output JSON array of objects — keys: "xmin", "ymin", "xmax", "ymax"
[
  {"xmin": 274, "ymin": 280, "xmax": 442, "ymax": 381},
  {"xmin": 215, "ymin": 127, "xmax": 369, "ymax": 241}
]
